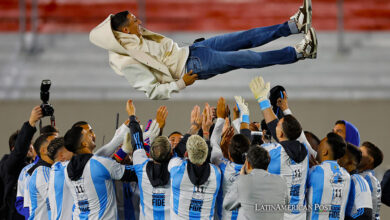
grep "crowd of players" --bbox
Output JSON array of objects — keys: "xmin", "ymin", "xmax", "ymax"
[{"xmin": 1, "ymin": 76, "xmax": 390, "ymax": 220}]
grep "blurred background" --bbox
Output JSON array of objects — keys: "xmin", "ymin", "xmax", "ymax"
[{"xmin": 1, "ymin": 0, "xmax": 390, "ymax": 214}]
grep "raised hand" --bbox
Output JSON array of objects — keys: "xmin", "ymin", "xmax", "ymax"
[
  {"xmin": 216, "ymin": 97, "xmax": 226, "ymax": 119},
  {"xmin": 126, "ymin": 100, "xmax": 136, "ymax": 116},
  {"xmin": 277, "ymin": 91, "xmax": 289, "ymax": 111},
  {"xmin": 249, "ymin": 76, "xmax": 270, "ymax": 103},
  {"xmin": 234, "ymin": 96, "xmax": 250, "ymax": 124},
  {"xmin": 189, "ymin": 105, "xmax": 202, "ymax": 135},
  {"xmin": 202, "ymin": 103, "xmax": 214, "ymax": 135},
  {"xmin": 156, "ymin": 106, "xmax": 168, "ymax": 129},
  {"xmin": 29, "ymin": 106, "xmax": 43, "ymax": 127}
]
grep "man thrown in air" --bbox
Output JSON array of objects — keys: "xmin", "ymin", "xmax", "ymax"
[{"xmin": 89, "ymin": 0, "xmax": 317, "ymax": 100}]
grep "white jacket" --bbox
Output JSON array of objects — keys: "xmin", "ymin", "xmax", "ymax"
[{"xmin": 89, "ymin": 15, "xmax": 189, "ymax": 100}]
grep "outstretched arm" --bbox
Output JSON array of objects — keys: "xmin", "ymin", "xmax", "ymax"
[
  {"xmin": 95, "ymin": 121, "xmax": 130, "ymax": 157},
  {"xmin": 277, "ymin": 91, "xmax": 317, "ymax": 157}
]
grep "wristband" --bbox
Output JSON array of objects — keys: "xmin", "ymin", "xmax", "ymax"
[
  {"xmin": 259, "ymin": 100, "xmax": 271, "ymax": 111},
  {"xmin": 114, "ymin": 148, "xmax": 127, "ymax": 161},
  {"xmin": 241, "ymin": 115, "xmax": 250, "ymax": 124}
]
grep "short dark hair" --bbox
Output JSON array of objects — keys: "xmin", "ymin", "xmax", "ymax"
[
  {"xmin": 282, "ymin": 115, "xmax": 302, "ymax": 140},
  {"xmin": 71, "ymin": 121, "xmax": 88, "ymax": 128},
  {"xmin": 247, "ymin": 145, "xmax": 270, "ymax": 170},
  {"xmin": 47, "ymin": 137, "xmax": 65, "ymax": 161},
  {"xmin": 40, "ymin": 125, "xmax": 58, "ymax": 135},
  {"xmin": 362, "ymin": 141, "xmax": 383, "ymax": 169},
  {"xmin": 326, "ymin": 132, "xmax": 346, "ymax": 160},
  {"xmin": 168, "ymin": 131, "xmax": 182, "ymax": 138},
  {"xmin": 269, "ymin": 85, "xmax": 286, "ymax": 119},
  {"xmin": 346, "ymin": 143, "xmax": 362, "ymax": 165},
  {"xmin": 64, "ymin": 127, "xmax": 83, "ymax": 153},
  {"xmin": 33, "ymin": 133, "xmax": 52, "ymax": 157},
  {"xmin": 229, "ymin": 134, "xmax": 250, "ymax": 164},
  {"xmin": 150, "ymin": 136, "xmax": 171, "ymax": 163},
  {"xmin": 335, "ymin": 120, "xmax": 345, "ymax": 125},
  {"xmin": 9, "ymin": 130, "xmax": 19, "ymax": 152},
  {"xmin": 304, "ymin": 131, "xmax": 320, "ymax": 151},
  {"xmin": 111, "ymin": 11, "xmax": 130, "ymax": 31}
]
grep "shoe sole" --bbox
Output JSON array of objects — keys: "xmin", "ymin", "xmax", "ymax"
[
  {"xmin": 303, "ymin": 0, "xmax": 312, "ymax": 34},
  {"xmin": 309, "ymin": 27, "xmax": 317, "ymax": 58}
]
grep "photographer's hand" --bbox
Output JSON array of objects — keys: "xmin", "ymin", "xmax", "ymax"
[{"xmin": 29, "ymin": 106, "xmax": 43, "ymax": 127}]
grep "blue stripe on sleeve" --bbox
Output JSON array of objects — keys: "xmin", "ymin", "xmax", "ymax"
[
  {"xmin": 267, "ymin": 147, "xmax": 281, "ymax": 175},
  {"xmin": 210, "ymin": 165, "xmax": 221, "ymax": 220},
  {"xmin": 310, "ymin": 166, "xmax": 324, "ymax": 220}
]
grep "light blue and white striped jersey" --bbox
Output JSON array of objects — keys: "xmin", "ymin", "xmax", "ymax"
[
  {"xmin": 133, "ymin": 149, "xmax": 171, "ymax": 220},
  {"xmin": 28, "ymin": 165, "xmax": 51, "ymax": 220},
  {"xmin": 262, "ymin": 142, "xmax": 309, "ymax": 220},
  {"xmin": 17, "ymin": 163, "xmax": 35, "ymax": 208},
  {"xmin": 48, "ymin": 161, "xmax": 74, "ymax": 220},
  {"xmin": 168, "ymin": 157, "xmax": 221, "ymax": 220},
  {"xmin": 115, "ymin": 180, "xmax": 140, "ymax": 220},
  {"xmin": 361, "ymin": 170, "xmax": 381, "ymax": 220},
  {"xmin": 64, "ymin": 155, "xmax": 126, "ymax": 220},
  {"xmin": 214, "ymin": 158, "xmax": 242, "ymax": 220},
  {"xmin": 307, "ymin": 160, "xmax": 351, "ymax": 220},
  {"xmin": 346, "ymin": 174, "xmax": 372, "ymax": 219}
]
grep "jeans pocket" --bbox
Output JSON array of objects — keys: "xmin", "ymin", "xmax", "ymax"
[{"xmin": 186, "ymin": 56, "xmax": 202, "ymax": 73}]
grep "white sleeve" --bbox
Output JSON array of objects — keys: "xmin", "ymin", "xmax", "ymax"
[
  {"xmin": 133, "ymin": 149, "xmax": 149, "ymax": 165},
  {"xmin": 168, "ymin": 157, "xmax": 184, "ymax": 172},
  {"xmin": 232, "ymin": 118, "xmax": 241, "ymax": 134},
  {"xmin": 283, "ymin": 108, "xmax": 317, "ymax": 157},
  {"xmin": 95, "ymin": 124, "xmax": 129, "ymax": 157},
  {"xmin": 119, "ymin": 63, "xmax": 186, "ymax": 100},
  {"xmin": 210, "ymin": 118, "xmax": 224, "ymax": 164},
  {"xmin": 223, "ymin": 178, "xmax": 241, "ymax": 211},
  {"xmin": 95, "ymin": 156, "xmax": 126, "ymax": 180}
]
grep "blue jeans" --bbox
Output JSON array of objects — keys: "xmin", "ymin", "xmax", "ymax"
[{"xmin": 186, "ymin": 22, "xmax": 297, "ymax": 79}]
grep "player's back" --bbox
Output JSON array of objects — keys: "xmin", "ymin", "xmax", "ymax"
[
  {"xmin": 307, "ymin": 160, "xmax": 351, "ymax": 220},
  {"xmin": 65, "ymin": 155, "xmax": 125, "ymax": 220},
  {"xmin": 169, "ymin": 158, "xmax": 221, "ymax": 219},
  {"xmin": 48, "ymin": 161, "xmax": 73, "ymax": 220},
  {"xmin": 28, "ymin": 165, "xmax": 51, "ymax": 220},
  {"xmin": 361, "ymin": 170, "xmax": 381, "ymax": 220},
  {"xmin": 345, "ymin": 174, "xmax": 372, "ymax": 219}
]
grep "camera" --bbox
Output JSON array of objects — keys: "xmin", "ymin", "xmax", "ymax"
[{"xmin": 40, "ymin": 79, "xmax": 54, "ymax": 117}]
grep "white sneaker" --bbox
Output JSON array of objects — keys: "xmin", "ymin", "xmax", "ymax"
[
  {"xmin": 290, "ymin": 0, "xmax": 312, "ymax": 33},
  {"xmin": 294, "ymin": 27, "xmax": 317, "ymax": 59}
]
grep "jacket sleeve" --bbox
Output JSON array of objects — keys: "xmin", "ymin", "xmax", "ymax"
[
  {"xmin": 120, "ymin": 63, "xmax": 186, "ymax": 100},
  {"xmin": 223, "ymin": 178, "xmax": 241, "ymax": 211},
  {"xmin": 4, "ymin": 122, "xmax": 36, "ymax": 174},
  {"xmin": 210, "ymin": 118, "xmax": 224, "ymax": 164},
  {"xmin": 267, "ymin": 119, "xmax": 279, "ymax": 143},
  {"xmin": 95, "ymin": 123, "xmax": 129, "ymax": 157}
]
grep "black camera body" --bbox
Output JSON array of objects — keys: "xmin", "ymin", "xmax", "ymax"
[{"xmin": 40, "ymin": 80, "xmax": 54, "ymax": 117}]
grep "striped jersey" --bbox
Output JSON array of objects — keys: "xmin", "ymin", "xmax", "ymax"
[
  {"xmin": 361, "ymin": 170, "xmax": 381, "ymax": 220},
  {"xmin": 346, "ymin": 174, "xmax": 372, "ymax": 219},
  {"xmin": 133, "ymin": 149, "xmax": 171, "ymax": 220},
  {"xmin": 214, "ymin": 157, "xmax": 242, "ymax": 220},
  {"xmin": 64, "ymin": 155, "xmax": 126, "ymax": 220},
  {"xmin": 168, "ymin": 157, "xmax": 221, "ymax": 220},
  {"xmin": 28, "ymin": 165, "xmax": 51, "ymax": 220},
  {"xmin": 307, "ymin": 160, "xmax": 351, "ymax": 220},
  {"xmin": 17, "ymin": 163, "xmax": 35, "ymax": 210},
  {"xmin": 262, "ymin": 142, "xmax": 309, "ymax": 220},
  {"xmin": 48, "ymin": 161, "xmax": 74, "ymax": 220}
]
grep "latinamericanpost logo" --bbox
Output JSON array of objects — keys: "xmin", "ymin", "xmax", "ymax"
[{"xmin": 254, "ymin": 204, "xmax": 332, "ymax": 214}]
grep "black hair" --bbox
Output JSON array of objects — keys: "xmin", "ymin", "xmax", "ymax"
[
  {"xmin": 40, "ymin": 125, "xmax": 58, "ymax": 135},
  {"xmin": 47, "ymin": 137, "xmax": 65, "ymax": 161},
  {"xmin": 335, "ymin": 120, "xmax": 345, "ymax": 125},
  {"xmin": 362, "ymin": 141, "xmax": 383, "ymax": 169},
  {"xmin": 111, "ymin": 11, "xmax": 130, "ymax": 31},
  {"xmin": 71, "ymin": 121, "xmax": 88, "ymax": 128},
  {"xmin": 33, "ymin": 133, "xmax": 52, "ymax": 157},
  {"xmin": 269, "ymin": 85, "xmax": 286, "ymax": 119},
  {"xmin": 260, "ymin": 119, "xmax": 271, "ymax": 139},
  {"xmin": 247, "ymin": 145, "xmax": 270, "ymax": 170},
  {"xmin": 326, "ymin": 132, "xmax": 346, "ymax": 160},
  {"xmin": 64, "ymin": 127, "xmax": 83, "ymax": 153},
  {"xmin": 9, "ymin": 130, "xmax": 19, "ymax": 152},
  {"xmin": 282, "ymin": 115, "xmax": 302, "ymax": 141},
  {"xmin": 229, "ymin": 134, "xmax": 250, "ymax": 164},
  {"xmin": 168, "ymin": 131, "xmax": 182, "ymax": 138},
  {"xmin": 346, "ymin": 143, "xmax": 362, "ymax": 165}
]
